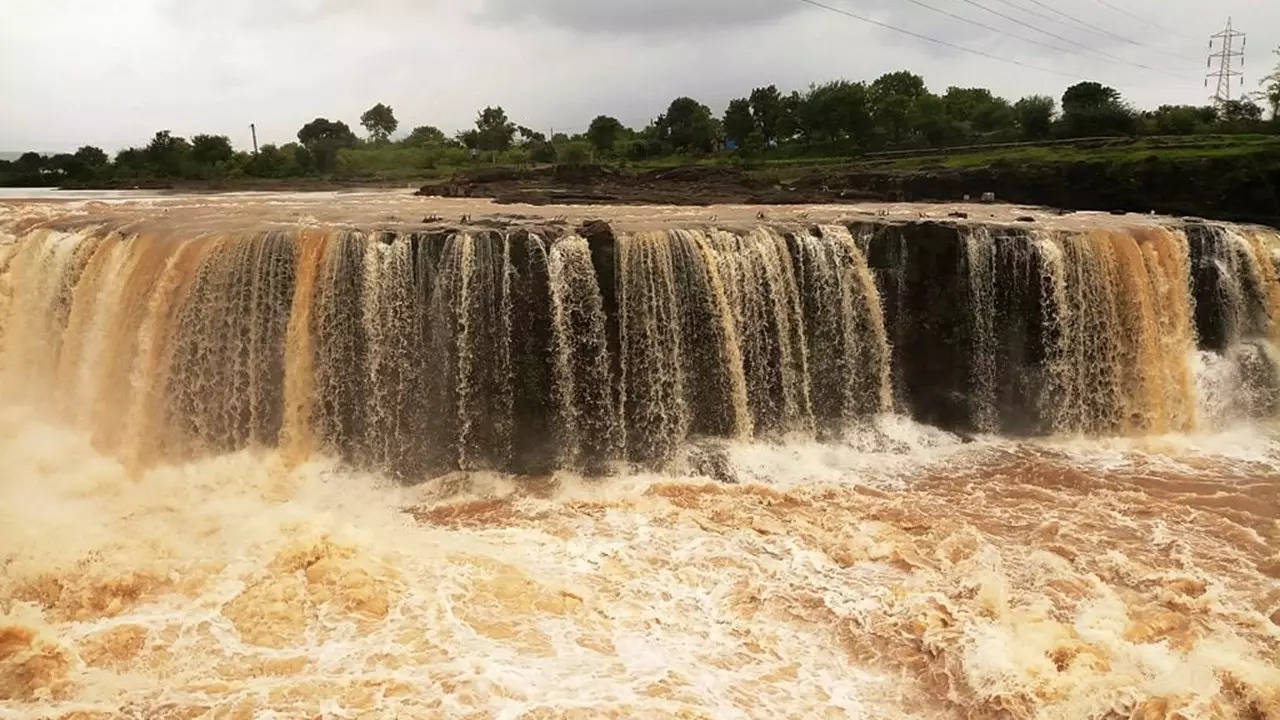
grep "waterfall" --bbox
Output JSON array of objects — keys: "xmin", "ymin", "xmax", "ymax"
[
  {"xmin": 956, "ymin": 226, "xmax": 1199, "ymax": 435},
  {"xmin": 1189, "ymin": 224, "xmax": 1280, "ymax": 418},
  {"xmin": 0, "ymin": 218, "xmax": 1275, "ymax": 479},
  {"xmin": 706, "ymin": 228, "xmax": 811, "ymax": 434},
  {"xmin": 548, "ymin": 235, "xmax": 618, "ymax": 470}
]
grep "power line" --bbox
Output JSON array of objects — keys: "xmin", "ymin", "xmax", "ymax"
[
  {"xmin": 986, "ymin": 0, "xmax": 1069, "ymax": 30},
  {"xmin": 793, "ymin": 0, "xmax": 1080, "ymax": 78},
  {"xmin": 955, "ymin": 0, "xmax": 1180, "ymax": 77},
  {"xmin": 904, "ymin": 0, "xmax": 1189, "ymax": 72},
  {"xmin": 1092, "ymin": 0, "xmax": 1199, "ymax": 42},
  {"xmin": 1011, "ymin": 0, "xmax": 1198, "ymax": 65},
  {"xmin": 1021, "ymin": 0, "xmax": 1151, "ymax": 44},
  {"xmin": 898, "ymin": 0, "xmax": 1078, "ymax": 58}
]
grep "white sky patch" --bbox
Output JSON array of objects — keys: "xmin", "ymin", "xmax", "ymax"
[{"xmin": 1, "ymin": 0, "xmax": 1276, "ymax": 152}]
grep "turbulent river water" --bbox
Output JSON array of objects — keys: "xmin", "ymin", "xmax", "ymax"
[{"xmin": 0, "ymin": 193, "xmax": 1277, "ymax": 719}]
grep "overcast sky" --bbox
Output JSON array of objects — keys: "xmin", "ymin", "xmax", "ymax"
[{"xmin": 3, "ymin": 0, "xmax": 1276, "ymax": 152}]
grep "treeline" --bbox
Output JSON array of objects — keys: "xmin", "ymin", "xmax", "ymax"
[{"xmin": 4, "ymin": 66, "xmax": 1279, "ymax": 187}]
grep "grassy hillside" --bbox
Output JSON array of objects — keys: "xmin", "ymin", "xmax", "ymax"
[{"xmin": 323, "ymin": 134, "xmax": 1279, "ymax": 185}]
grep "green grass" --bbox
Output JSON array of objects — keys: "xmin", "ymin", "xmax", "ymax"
[
  {"xmin": 310, "ymin": 133, "xmax": 1280, "ymax": 186},
  {"xmin": 854, "ymin": 134, "xmax": 1280, "ymax": 172}
]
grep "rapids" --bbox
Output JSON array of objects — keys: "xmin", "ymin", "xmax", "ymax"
[{"xmin": 0, "ymin": 193, "xmax": 1277, "ymax": 719}]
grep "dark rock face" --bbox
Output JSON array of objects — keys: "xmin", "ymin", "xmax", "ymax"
[
  {"xmin": 820, "ymin": 157, "xmax": 1280, "ymax": 227},
  {"xmin": 579, "ymin": 219, "xmax": 623, "ymax": 421},
  {"xmin": 859, "ymin": 222, "xmax": 974, "ymax": 430},
  {"xmin": 508, "ymin": 230, "xmax": 557, "ymax": 473},
  {"xmin": 418, "ymin": 157, "xmax": 1280, "ymax": 227},
  {"xmin": 1187, "ymin": 222, "xmax": 1234, "ymax": 352},
  {"xmin": 857, "ymin": 221, "xmax": 1051, "ymax": 434}
]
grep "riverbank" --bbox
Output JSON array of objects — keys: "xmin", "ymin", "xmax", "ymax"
[
  {"xmin": 12, "ymin": 135, "xmax": 1278, "ymax": 226},
  {"xmin": 415, "ymin": 135, "xmax": 1280, "ymax": 226}
]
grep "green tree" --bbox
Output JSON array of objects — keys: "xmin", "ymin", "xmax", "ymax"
[
  {"xmin": 870, "ymin": 71, "xmax": 928, "ymax": 143},
  {"xmin": 298, "ymin": 118, "xmax": 357, "ymax": 146},
  {"xmin": 191, "ymin": 134, "xmax": 234, "ymax": 166},
  {"xmin": 656, "ymin": 97, "xmax": 717, "ymax": 153},
  {"xmin": 516, "ymin": 126, "xmax": 546, "ymax": 144},
  {"xmin": 529, "ymin": 140, "xmax": 557, "ymax": 163},
  {"xmin": 1062, "ymin": 82, "xmax": 1120, "ymax": 111},
  {"xmin": 1014, "ymin": 95, "xmax": 1055, "ymax": 139},
  {"xmin": 247, "ymin": 144, "xmax": 286, "ymax": 177},
  {"xmin": 911, "ymin": 93, "xmax": 965, "ymax": 146},
  {"xmin": 872, "ymin": 71, "xmax": 927, "ymax": 100},
  {"xmin": 943, "ymin": 87, "xmax": 1014, "ymax": 135},
  {"xmin": 801, "ymin": 80, "xmax": 874, "ymax": 148},
  {"xmin": 748, "ymin": 85, "xmax": 785, "ymax": 144},
  {"xmin": 1143, "ymin": 105, "xmax": 1215, "ymax": 135},
  {"xmin": 46, "ymin": 152, "xmax": 101, "ymax": 182},
  {"xmin": 778, "ymin": 91, "xmax": 804, "ymax": 142},
  {"xmin": 473, "ymin": 106, "xmax": 517, "ymax": 153},
  {"xmin": 73, "ymin": 146, "xmax": 108, "ymax": 168},
  {"xmin": 404, "ymin": 125, "xmax": 447, "ymax": 146},
  {"xmin": 48, "ymin": 153, "xmax": 79, "ymax": 178},
  {"xmin": 360, "ymin": 103, "xmax": 398, "ymax": 143},
  {"xmin": 283, "ymin": 142, "xmax": 313, "ymax": 173},
  {"xmin": 586, "ymin": 115, "xmax": 625, "ymax": 154},
  {"xmin": 1060, "ymin": 82, "xmax": 1136, "ymax": 136},
  {"xmin": 559, "ymin": 141, "xmax": 592, "ymax": 164},
  {"xmin": 297, "ymin": 118, "xmax": 357, "ymax": 172},
  {"xmin": 1219, "ymin": 99, "xmax": 1263, "ymax": 125},
  {"xmin": 723, "ymin": 98, "xmax": 755, "ymax": 147},
  {"xmin": 512, "ymin": 125, "xmax": 555, "ymax": 162},
  {"xmin": 113, "ymin": 148, "xmax": 146, "ymax": 175},
  {"xmin": 145, "ymin": 130, "xmax": 193, "ymax": 176},
  {"xmin": 15, "ymin": 152, "xmax": 44, "ymax": 174},
  {"xmin": 1259, "ymin": 47, "xmax": 1280, "ymax": 121}
]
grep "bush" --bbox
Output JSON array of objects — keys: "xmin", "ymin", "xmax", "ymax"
[
  {"xmin": 559, "ymin": 142, "xmax": 593, "ymax": 164},
  {"xmin": 624, "ymin": 140, "xmax": 649, "ymax": 161}
]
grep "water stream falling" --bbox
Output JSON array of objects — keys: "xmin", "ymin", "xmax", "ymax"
[
  {"xmin": 0, "ymin": 219, "xmax": 918, "ymax": 476},
  {"xmin": 0, "ymin": 196, "xmax": 1277, "ymax": 719}
]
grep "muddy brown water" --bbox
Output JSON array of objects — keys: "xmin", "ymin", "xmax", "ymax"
[{"xmin": 0, "ymin": 193, "xmax": 1277, "ymax": 719}]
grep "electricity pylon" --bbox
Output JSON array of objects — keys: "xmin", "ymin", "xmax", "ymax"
[{"xmin": 1207, "ymin": 17, "xmax": 1247, "ymax": 104}]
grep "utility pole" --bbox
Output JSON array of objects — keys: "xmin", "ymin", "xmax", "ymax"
[
  {"xmin": 250, "ymin": 123, "xmax": 259, "ymax": 155},
  {"xmin": 1207, "ymin": 17, "xmax": 1247, "ymax": 105}
]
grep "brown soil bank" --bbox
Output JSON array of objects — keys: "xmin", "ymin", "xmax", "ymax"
[{"xmin": 418, "ymin": 155, "xmax": 1280, "ymax": 227}]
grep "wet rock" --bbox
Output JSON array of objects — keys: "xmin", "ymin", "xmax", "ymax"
[{"xmin": 686, "ymin": 443, "xmax": 738, "ymax": 484}]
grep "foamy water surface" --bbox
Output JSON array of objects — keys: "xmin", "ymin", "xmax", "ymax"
[{"xmin": 1, "ymin": 405, "xmax": 1277, "ymax": 719}]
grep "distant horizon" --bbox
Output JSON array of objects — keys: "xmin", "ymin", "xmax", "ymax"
[
  {"xmin": 3, "ymin": 0, "xmax": 1275, "ymax": 153},
  {"xmin": 2, "ymin": 79, "xmax": 1273, "ymax": 159}
]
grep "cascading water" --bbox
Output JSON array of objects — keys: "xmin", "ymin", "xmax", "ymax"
[
  {"xmin": 2, "ymin": 217, "xmax": 1278, "ymax": 476},
  {"xmin": 0, "ymin": 220, "xmax": 914, "ymax": 476},
  {"xmin": 2, "ymin": 196, "xmax": 1279, "ymax": 720},
  {"xmin": 1188, "ymin": 223, "xmax": 1280, "ymax": 419},
  {"xmin": 959, "ymin": 225, "xmax": 1199, "ymax": 435}
]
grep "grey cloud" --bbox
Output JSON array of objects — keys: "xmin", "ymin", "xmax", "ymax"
[
  {"xmin": 476, "ymin": 0, "xmax": 803, "ymax": 33},
  {"xmin": 2, "ymin": 0, "xmax": 1276, "ymax": 152},
  {"xmin": 160, "ymin": 0, "xmax": 433, "ymax": 27}
]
